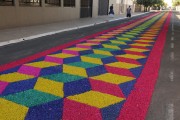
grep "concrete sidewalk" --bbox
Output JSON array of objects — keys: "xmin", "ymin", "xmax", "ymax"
[{"xmin": 0, "ymin": 12, "xmax": 146, "ymax": 46}]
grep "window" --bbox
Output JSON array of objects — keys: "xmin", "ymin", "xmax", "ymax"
[
  {"xmin": 64, "ymin": 0, "xmax": 75, "ymax": 7},
  {"xmin": 45, "ymin": 0, "xmax": 61, "ymax": 6},
  {"xmin": 19, "ymin": 0, "xmax": 41, "ymax": 6},
  {"xmin": 0, "ymin": 0, "xmax": 14, "ymax": 6}
]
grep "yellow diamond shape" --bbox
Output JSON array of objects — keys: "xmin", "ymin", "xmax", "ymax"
[
  {"xmin": 98, "ymin": 36, "xmax": 113, "ymax": 38},
  {"xmin": 0, "ymin": 98, "xmax": 28, "ymax": 120},
  {"xmin": 125, "ymin": 48, "xmax": 149, "ymax": 52},
  {"xmin": 63, "ymin": 64, "xmax": 88, "ymax": 77},
  {"xmin": 78, "ymin": 43, "xmax": 98, "ymax": 46},
  {"xmin": 106, "ymin": 62, "xmax": 141, "ymax": 69},
  {"xmin": 34, "ymin": 77, "xmax": 64, "ymax": 97},
  {"xmin": 140, "ymin": 36, "xmax": 155, "ymax": 39},
  {"xmin": 135, "ymin": 40, "xmax": 154, "ymax": 43},
  {"xmin": 0, "ymin": 72, "xmax": 34, "ymax": 82},
  {"xmin": 131, "ymin": 43, "xmax": 152, "ymax": 47},
  {"xmin": 68, "ymin": 91, "xmax": 125, "ymax": 108},
  {"xmin": 102, "ymin": 44, "xmax": 120, "ymax": 50},
  {"xmin": 110, "ymin": 40, "xmax": 127, "ymax": 45},
  {"xmin": 48, "ymin": 53, "xmax": 75, "ymax": 58},
  {"xmin": 117, "ymin": 54, "xmax": 146, "ymax": 60},
  {"xmin": 26, "ymin": 61, "xmax": 59, "ymax": 68},
  {"xmin": 81, "ymin": 56, "xmax": 102, "ymax": 64},
  {"xmin": 93, "ymin": 50, "xmax": 112, "ymax": 56},
  {"xmin": 116, "ymin": 37, "xmax": 131, "ymax": 41},
  {"xmin": 91, "ymin": 73, "xmax": 135, "ymax": 84},
  {"xmin": 65, "ymin": 47, "xmax": 89, "ymax": 51}
]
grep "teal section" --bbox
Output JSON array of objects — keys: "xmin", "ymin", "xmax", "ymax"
[
  {"xmin": 83, "ymin": 54, "xmax": 110, "ymax": 58},
  {"xmin": 95, "ymin": 48, "xmax": 119, "ymax": 51},
  {"xmin": 43, "ymin": 73, "xmax": 85, "ymax": 83},
  {"xmin": 3, "ymin": 89, "xmax": 61, "ymax": 107},
  {"xmin": 67, "ymin": 62, "xmax": 99, "ymax": 68}
]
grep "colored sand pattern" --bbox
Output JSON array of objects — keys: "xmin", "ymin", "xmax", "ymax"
[{"xmin": 0, "ymin": 12, "xmax": 170, "ymax": 120}]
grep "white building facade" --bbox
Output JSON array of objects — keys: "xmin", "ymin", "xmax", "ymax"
[{"xmin": 0, "ymin": 0, "xmax": 135, "ymax": 29}]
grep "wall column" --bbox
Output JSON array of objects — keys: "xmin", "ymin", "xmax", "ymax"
[
  {"xmin": 92, "ymin": 0, "xmax": 98, "ymax": 18},
  {"xmin": 41, "ymin": 0, "xmax": 45, "ymax": 7},
  {"xmin": 14, "ymin": 0, "xmax": 19, "ymax": 8}
]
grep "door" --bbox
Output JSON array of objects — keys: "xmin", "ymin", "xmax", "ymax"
[
  {"xmin": 80, "ymin": 0, "xmax": 92, "ymax": 18},
  {"xmin": 98, "ymin": 0, "xmax": 109, "ymax": 15}
]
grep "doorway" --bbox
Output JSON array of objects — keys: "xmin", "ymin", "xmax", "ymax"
[
  {"xmin": 80, "ymin": 0, "xmax": 93, "ymax": 18},
  {"xmin": 98, "ymin": 0, "xmax": 109, "ymax": 15}
]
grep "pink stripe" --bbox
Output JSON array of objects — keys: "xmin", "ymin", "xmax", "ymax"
[
  {"xmin": 129, "ymin": 45, "xmax": 149, "ymax": 50},
  {"xmin": 63, "ymin": 98, "xmax": 102, "ymax": 120},
  {"xmin": 62, "ymin": 49, "xmax": 79, "ymax": 55},
  {"xmin": 45, "ymin": 56, "xmax": 63, "ymax": 64},
  {"xmin": 89, "ymin": 78, "xmax": 125, "ymax": 98},
  {"xmin": 0, "ymin": 81, "xmax": 9, "ymax": 94},
  {"xmin": 18, "ymin": 65, "xmax": 41, "ymax": 77},
  {"xmin": 0, "ymin": 14, "xmax": 155, "ymax": 72},
  {"xmin": 116, "ymin": 57, "xmax": 141, "ymax": 65},
  {"xmin": 117, "ymin": 12, "xmax": 171, "ymax": 120},
  {"xmin": 76, "ymin": 44, "xmax": 91, "ymax": 49},
  {"xmin": 105, "ymin": 66, "xmax": 135, "ymax": 78}
]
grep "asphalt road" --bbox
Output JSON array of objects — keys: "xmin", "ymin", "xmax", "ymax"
[
  {"xmin": 0, "ymin": 13, "xmax": 151, "ymax": 65},
  {"xmin": 146, "ymin": 11, "xmax": 180, "ymax": 120}
]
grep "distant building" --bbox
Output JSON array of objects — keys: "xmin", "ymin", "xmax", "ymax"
[
  {"xmin": 0, "ymin": 0, "xmax": 135, "ymax": 29},
  {"xmin": 176, "ymin": 5, "xmax": 180, "ymax": 11},
  {"xmin": 134, "ymin": 3, "xmax": 144, "ymax": 12}
]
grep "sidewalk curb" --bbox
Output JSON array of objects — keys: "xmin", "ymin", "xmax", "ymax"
[{"xmin": 0, "ymin": 12, "xmax": 147, "ymax": 47}]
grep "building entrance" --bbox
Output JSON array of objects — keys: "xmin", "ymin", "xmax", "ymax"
[
  {"xmin": 80, "ymin": 0, "xmax": 92, "ymax": 18},
  {"xmin": 98, "ymin": 0, "xmax": 109, "ymax": 15}
]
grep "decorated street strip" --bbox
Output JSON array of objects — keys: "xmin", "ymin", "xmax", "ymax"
[{"xmin": 0, "ymin": 12, "xmax": 171, "ymax": 120}]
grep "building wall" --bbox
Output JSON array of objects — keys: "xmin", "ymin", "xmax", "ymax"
[
  {"xmin": 135, "ymin": 4, "xmax": 144, "ymax": 12},
  {"xmin": 92, "ymin": 0, "xmax": 98, "ymax": 17},
  {"xmin": 108, "ymin": 0, "xmax": 135, "ymax": 15},
  {"xmin": 122, "ymin": 0, "xmax": 134, "ymax": 14},
  {"xmin": 109, "ymin": 0, "xmax": 120, "ymax": 15},
  {"xmin": 0, "ymin": 0, "xmax": 80, "ymax": 29},
  {"xmin": 176, "ymin": 5, "xmax": 180, "ymax": 11},
  {"xmin": 98, "ymin": 0, "xmax": 109, "ymax": 15},
  {"xmin": 0, "ymin": 0, "xmax": 135, "ymax": 29}
]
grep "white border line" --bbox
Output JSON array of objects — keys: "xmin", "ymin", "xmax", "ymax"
[
  {"xmin": 171, "ymin": 43, "xmax": 174, "ymax": 49},
  {"xmin": 166, "ymin": 103, "xmax": 174, "ymax": 120},
  {"xmin": 170, "ymin": 52, "xmax": 175, "ymax": 61},
  {"xmin": 0, "ymin": 13, "xmax": 146, "ymax": 47},
  {"xmin": 169, "ymin": 71, "xmax": 174, "ymax": 82},
  {"xmin": 171, "ymin": 36, "xmax": 174, "ymax": 41}
]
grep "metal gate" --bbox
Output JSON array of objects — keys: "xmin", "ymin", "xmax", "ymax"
[
  {"xmin": 80, "ymin": 0, "xmax": 92, "ymax": 18},
  {"xmin": 98, "ymin": 0, "xmax": 109, "ymax": 15}
]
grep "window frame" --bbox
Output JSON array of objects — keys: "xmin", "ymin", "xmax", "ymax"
[
  {"xmin": 19, "ymin": 0, "xmax": 42, "ymax": 7},
  {"xmin": 63, "ymin": 0, "xmax": 75, "ymax": 7},
  {"xmin": 45, "ymin": 0, "xmax": 61, "ymax": 7}
]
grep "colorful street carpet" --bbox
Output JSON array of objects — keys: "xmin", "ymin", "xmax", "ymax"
[{"xmin": 0, "ymin": 12, "xmax": 171, "ymax": 120}]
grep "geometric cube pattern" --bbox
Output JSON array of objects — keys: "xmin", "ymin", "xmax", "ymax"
[{"xmin": 0, "ymin": 12, "xmax": 169, "ymax": 119}]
